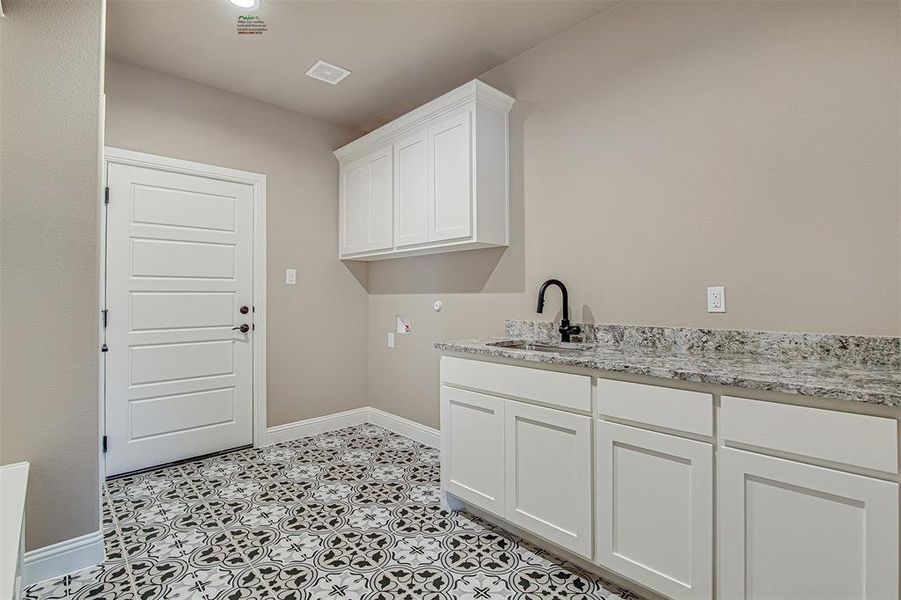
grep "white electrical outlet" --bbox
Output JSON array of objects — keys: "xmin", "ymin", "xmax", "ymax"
[
  {"xmin": 285, "ymin": 269, "xmax": 296, "ymax": 285},
  {"xmin": 387, "ymin": 332, "xmax": 395, "ymax": 349},
  {"xmin": 707, "ymin": 286, "xmax": 726, "ymax": 313}
]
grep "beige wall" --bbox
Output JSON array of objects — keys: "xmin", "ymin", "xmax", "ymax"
[
  {"xmin": 369, "ymin": 0, "xmax": 901, "ymax": 429},
  {"xmin": 104, "ymin": 59, "xmax": 369, "ymax": 427},
  {"xmin": 0, "ymin": 0, "xmax": 897, "ymax": 554},
  {"xmin": 0, "ymin": 0, "xmax": 105, "ymax": 550}
]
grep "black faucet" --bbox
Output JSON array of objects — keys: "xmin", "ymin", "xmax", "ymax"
[{"xmin": 536, "ymin": 279, "xmax": 582, "ymax": 343}]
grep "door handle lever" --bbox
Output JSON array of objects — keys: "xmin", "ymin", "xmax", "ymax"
[{"xmin": 232, "ymin": 324, "xmax": 250, "ymax": 333}]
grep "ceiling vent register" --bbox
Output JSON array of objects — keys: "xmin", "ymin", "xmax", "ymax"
[{"xmin": 305, "ymin": 60, "xmax": 351, "ymax": 85}]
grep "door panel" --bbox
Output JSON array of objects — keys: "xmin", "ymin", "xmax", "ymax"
[
  {"xmin": 131, "ymin": 184, "xmax": 237, "ymax": 231},
  {"xmin": 130, "ymin": 388, "xmax": 236, "ymax": 440},
  {"xmin": 129, "ymin": 340, "xmax": 235, "ymax": 385},
  {"xmin": 719, "ymin": 447, "xmax": 898, "ymax": 600},
  {"xmin": 130, "ymin": 292, "xmax": 235, "ymax": 330},
  {"xmin": 440, "ymin": 385, "xmax": 505, "ymax": 514},
  {"xmin": 394, "ymin": 131, "xmax": 429, "ymax": 247},
  {"xmin": 596, "ymin": 421, "xmax": 713, "ymax": 599},
  {"xmin": 504, "ymin": 400, "xmax": 592, "ymax": 558},
  {"xmin": 106, "ymin": 162, "xmax": 254, "ymax": 476},
  {"xmin": 429, "ymin": 110, "xmax": 472, "ymax": 242},
  {"xmin": 131, "ymin": 239, "xmax": 236, "ymax": 278}
]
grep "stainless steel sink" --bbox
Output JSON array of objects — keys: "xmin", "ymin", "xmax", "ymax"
[{"xmin": 486, "ymin": 340, "xmax": 587, "ymax": 354}]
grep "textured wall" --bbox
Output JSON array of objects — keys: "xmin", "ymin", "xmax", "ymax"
[
  {"xmin": 0, "ymin": 0, "xmax": 105, "ymax": 550},
  {"xmin": 104, "ymin": 59, "xmax": 370, "ymax": 428},
  {"xmin": 368, "ymin": 0, "xmax": 901, "ymax": 428}
]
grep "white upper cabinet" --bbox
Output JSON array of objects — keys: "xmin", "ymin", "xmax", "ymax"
[
  {"xmin": 335, "ymin": 80, "xmax": 513, "ymax": 260},
  {"xmin": 339, "ymin": 146, "xmax": 393, "ymax": 254}
]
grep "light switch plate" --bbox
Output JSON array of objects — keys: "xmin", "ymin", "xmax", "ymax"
[
  {"xmin": 707, "ymin": 286, "xmax": 725, "ymax": 313},
  {"xmin": 285, "ymin": 269, "xmax": 296, "ymax": 285},
  {"xmin": 387, "ymin": 332, "xmax": 395, "ymax": 349}
]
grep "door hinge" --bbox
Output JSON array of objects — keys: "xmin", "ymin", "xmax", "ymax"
[
  {"xmin": 101, "ymin": 343, "xmax": 109, "ymax": 353},
  {"xmin": 104, "ymin": 186, "xmax": 110, "ymax": 205},
  {"xmin": 102, "ymin": 435, "xmax": 108, "ymax": 453},
  {"xmin": 102, "ymin": 309, "xmax": 109, "ymax": 328}
]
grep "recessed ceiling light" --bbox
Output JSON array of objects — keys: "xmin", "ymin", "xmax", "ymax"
[
  {"xmin": 227, "ymin": 0, "xmax": 261, "ymax": 10},
  {"xmin": 305, "ymin": 60, "xmax": 352, "ymax": 85}
]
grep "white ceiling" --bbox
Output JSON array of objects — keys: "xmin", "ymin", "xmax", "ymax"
[{"xmin": 107, "ymin": 0, "xmax": 618, "ymax": 132}]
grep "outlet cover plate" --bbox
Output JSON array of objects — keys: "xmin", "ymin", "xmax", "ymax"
[{"xmin": 707, "ymin": 286, "xmax": 726, "ymax": 313}]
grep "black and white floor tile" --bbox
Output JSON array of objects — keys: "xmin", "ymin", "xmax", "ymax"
[{"xmin": 24, "ymin": 424, "xmax": 641, "ymax": 599}]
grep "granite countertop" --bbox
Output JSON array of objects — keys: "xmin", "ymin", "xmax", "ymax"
[{"xmin": 435, "ymin": 322, "xmax": 901, "ymax": 407}]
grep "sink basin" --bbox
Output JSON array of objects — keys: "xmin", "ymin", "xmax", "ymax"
[{"xmin": 487, "ymin": 340, "xmax": 587, "ymax": 354}]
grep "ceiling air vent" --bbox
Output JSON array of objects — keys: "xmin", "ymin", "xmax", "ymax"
[{"xmin": 305, "ymin": 60, "xmax": 351, "ymax": 85}]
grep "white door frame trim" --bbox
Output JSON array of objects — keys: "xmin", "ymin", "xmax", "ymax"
[{"xmin": 100, "ymin": 147, "xmax": 268, "ymax": 477}]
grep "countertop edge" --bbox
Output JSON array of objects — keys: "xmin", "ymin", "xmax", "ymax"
[{"xmin": 434, "ymin": 341, "xmax": 901, "ymax": 408}]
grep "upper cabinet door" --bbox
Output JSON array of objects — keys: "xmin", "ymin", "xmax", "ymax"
[
  {"xmin": 394, "ymin": 131, "xmax": 429, "ymax": 248},
  {"xmin": 719, "ymin": 447, "xmax": 898, "ymax": 600},
  {"xmin": 340, "ymin": 159, "xmax": 369, "ymax": 255},
  {"xmin": 428, "ymin": 110, "xmax": 473, "ymax": 242},
  {"xmin": 339, "ymin": 147, "xmax": 393, "ymax": 256},
  {"xmin": 366, "ymin": 147, "xmax": 393, "ymax": 252}
]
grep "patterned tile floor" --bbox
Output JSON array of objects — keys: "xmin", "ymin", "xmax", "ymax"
[{"xmin": 24, "ymin": 424, "xmax": 640, "ymax": 599}]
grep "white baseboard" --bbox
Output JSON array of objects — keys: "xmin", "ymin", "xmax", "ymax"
[
  {"xmin": 262, "ymin": 407, "xmax": 370, "ymax": 446},
  {"xmin": 367, "ymin": 408, "xmax": 440, "ymax": 449},
  {"xmin": 262, "ymin": 407, "xmax": 440, "ymax": 449},
  {"xmin": 23, "ymin": 530, "xmax": 104, "ymax": 587}
]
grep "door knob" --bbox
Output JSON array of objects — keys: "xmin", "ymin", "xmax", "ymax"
[
  {"xmin": 232, "ymin": 324, "xmax": 250, "ymax": 333},
  {"xmin": 240, "ymin": 305, "xmax": 250, "ymax": 314}
]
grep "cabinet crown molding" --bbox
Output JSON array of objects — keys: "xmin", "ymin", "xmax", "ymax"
[{"xmin": 334, "ymin": 79, "xmax": 514, "ymax": 163}]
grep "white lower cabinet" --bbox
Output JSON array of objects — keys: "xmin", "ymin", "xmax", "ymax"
[
  {"xmin": 505, "ymin": 400, "xmax": 593, "ymax": 559},
  {"xmin": 440, "ymin": 358, "xmax": 900, "ymax": 600},
  {"xmin": 440, "ymin": 385, "xmax": 505, "ymax": 515},
  {"xmin": 595, "ymin": 421, "xmax": 713, "ymax": 599},
  {"xmin": 718, "ymin": 447, "xmax": 899, "ymax": 600}
]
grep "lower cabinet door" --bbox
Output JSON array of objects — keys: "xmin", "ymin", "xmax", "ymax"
[
  {"xmin": 504, "ymin": 400, "xmax": 592, "ymax": 558},
  {"xmin": 719, "ymin": 447, "xmax": 899, "ymax": 600},
  {"xmin": 440, "ymin": 385, "xmax": 505, "ymax": 514},
  {"xmin": 596, "ymin": 421, "xmax": 713, "ymax": 600}
]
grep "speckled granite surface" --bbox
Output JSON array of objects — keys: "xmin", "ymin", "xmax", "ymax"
[
  {"xmin": 505, "ymin": 320, "xmax": 900, "ymax": 367},
  {"xmin": 435, "ymin": 321, "xmax": 901, "ymax": 407}
]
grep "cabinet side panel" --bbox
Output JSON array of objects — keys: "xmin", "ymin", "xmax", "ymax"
[{"xmin": 475, "ymin": 104, "xmax": 510, "ymax": 245}]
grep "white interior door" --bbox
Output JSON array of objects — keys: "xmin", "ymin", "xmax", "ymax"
[{"xmin": 105, "ymin": 162, "xmax": 254, "ymax": 476}]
